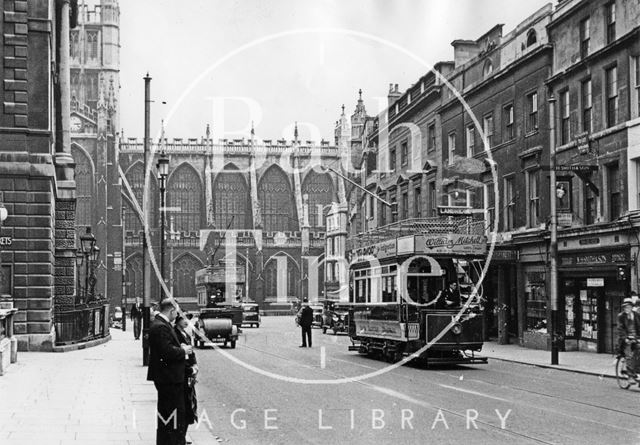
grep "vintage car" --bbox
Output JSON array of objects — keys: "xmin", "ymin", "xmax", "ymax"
[
  {"xmin": 195, "ymin": 303, "xmax": 242, "ymax": 349},
  {"xmin": 310, "ymin": 304, "xmax": 324, "ymax": 328},
  {"xmin": 111, "ymin": 306, "xmax": 123, "ymax": 329},
  {"xmin": 322, "ymin": 302, "xmax": 350, "ymax": 335},
  {"xmin": 241, "ymin": 303, "xmax": 261, "ymax": 328}
]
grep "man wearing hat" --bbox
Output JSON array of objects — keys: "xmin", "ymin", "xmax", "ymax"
[{"xmin": 617, "ymin": 297, "xmax": 640, "ymax": 380}]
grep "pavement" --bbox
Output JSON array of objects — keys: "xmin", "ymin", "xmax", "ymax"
[
  {"xmin": 0, "ymin": 328, "xmax": 217, "ymax": 445},
  {"xmin": 0, "ymin": 328, "xmax": 620, "ymax": 444},
  {"xmin": 481, "ymin": 340, "xmax": 617, "ymax": 378}
]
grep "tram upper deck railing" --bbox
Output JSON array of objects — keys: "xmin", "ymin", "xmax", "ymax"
[{"xmin": 346, "ymin": 216, "xmax": 486, "ymax": 252}]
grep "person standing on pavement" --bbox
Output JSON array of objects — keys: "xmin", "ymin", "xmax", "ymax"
[
  {"xmin": 147, "ymin": 297, "xmax": 191, "ymax": 445},
  {"xmin": 297, "ymin": 298, "xmax": 314, "ymax": 347},
  {"xmin": 174, "ymin": 315, "xmax": 198, "ymax": 444},
  {"xmin": 130, "ymin": 300, "xmax": 143, "ymax": 340}
]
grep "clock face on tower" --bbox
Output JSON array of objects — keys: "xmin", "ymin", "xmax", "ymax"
[{"xmin": 71, "ymin": 116, "xmax": 82, "ymax": 133}]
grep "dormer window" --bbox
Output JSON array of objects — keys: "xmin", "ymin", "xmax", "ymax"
[
  {"xmin": 483, "ymin": 59, "xmax": 493, "ymax": 77},
  {"xmin": 526, "ymin": 29, "xmax": 537, "ymax": 47}
]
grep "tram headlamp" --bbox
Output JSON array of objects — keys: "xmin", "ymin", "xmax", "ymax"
[{"xmin": 451, "ymin": 323, "xmax": 462, "ymax": 336}]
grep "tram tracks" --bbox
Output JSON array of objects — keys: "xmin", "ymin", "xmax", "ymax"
[{"xmin": 226, "ymin": 341, "xmax": 559, "ymax": 444}]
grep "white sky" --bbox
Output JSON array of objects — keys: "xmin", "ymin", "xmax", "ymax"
[{"xmin": 116, "ymin": 0, "xmax": 552, "ymax": 142}]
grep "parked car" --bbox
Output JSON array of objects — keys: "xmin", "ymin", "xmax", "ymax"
[
  {"xmin": 321, "ymin": 302, "xmax": 350, "ymax": 335},
  {"xmin": 111, "ymin": 306, "xmax": 123, "ymax": 329},
  {"xmin": 241, "ymin": 303, "xmax": 261, "ymax": 328},
  {"xmin": 310, "ymin": 304, "xmax": 324, "ymax": 328}
]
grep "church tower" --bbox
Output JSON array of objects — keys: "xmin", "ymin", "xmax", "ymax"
[{"xmin": 68, "ymin": 0, "xmax": 122, "ymax": 314}]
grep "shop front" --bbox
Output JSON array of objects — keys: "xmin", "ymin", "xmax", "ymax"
[
  {"xmin": 484, "ymin": 249, "xmax": 519, "ymax": 343},
  {"xmin": 522, "ymin": 264, "xmax": 549, "ymax": 350},
  {"xmin": 559, "ymin": 250, "xmax": 629, "ymax": 353}
]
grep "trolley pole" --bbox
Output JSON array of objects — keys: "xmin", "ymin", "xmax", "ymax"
[
  {"xmin": 142, "ymin": 73, "xmax": 152, "ymax": 366},
  {"xmin": 548, "ymin": 93, "xmax": 559, "ymax": 366}
]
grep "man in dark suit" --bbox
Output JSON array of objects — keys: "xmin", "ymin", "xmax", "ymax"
[
  {"xmin": 297, "ymin": 299, "xmax": 314, "ymax": 347},
  {"xmin": 147, "ymin": 298, "xmax": 192, "ymax": 445}
]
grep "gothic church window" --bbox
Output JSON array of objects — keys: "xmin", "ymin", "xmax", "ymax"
[
  {"xmin": 302, "ymin": 172, "xmax": 334, "ymax": 227},
  {"xmin": 258, "ymin": 166, "xmax": 297, "ymax": 232},
  {"xmin": 173, "ymin": 255, "xmax": 202, "ymax": 301},
  {"xmin": 213, "ymin": 167, "xmax": 250, "ymax": 229},
  {"xmin": 72, "ymin": 146, "xmax": 93, "ymax": 228},
  {"xmin": 86, "ymin": 31, "xmax": 99, "ymax": 61},
  {"xmin": 168, "ymin": 165, "xmax": 202, "ymax": 233}
]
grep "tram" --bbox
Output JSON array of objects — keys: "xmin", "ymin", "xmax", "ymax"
[
  {"xmin": 195, "ymin": 260, "xmax": 246, "ymax": 308},
  {"xmin": 346, "ymin": 216, "xmax": 488, "ymax": 365}
]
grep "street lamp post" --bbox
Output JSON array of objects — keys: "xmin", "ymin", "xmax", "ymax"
[
  {"xmin": 0, "ymin": 203, "xmax": 8, "ymax": 297},
  {"xmin": 157, "ymin": 152, "xmax": 169, "ymax": 300},
  {"xmin": 78, "ymin": 227, "xmax": 97, "ymax": 304},
  {"xmin": 548, "ymin": 92, "xmax": 559, "ymax": 365}
]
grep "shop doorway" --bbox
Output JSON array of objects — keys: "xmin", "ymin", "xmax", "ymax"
[{"xmin": 561, "ymin": 276, "xmax": 626, "ymax": 353}]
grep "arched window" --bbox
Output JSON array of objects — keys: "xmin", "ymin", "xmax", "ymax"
[
  {"xmin": 168, "ymin": 164, "xmax": 202, "ymax": 233},
  {"xmin": 213, "ymin": 166, "xmax": 250, "ymax": 229},
  {"xmin": 258, "ymin": 166, "xmax": 297, "ymax": 232},
  {"xmin": 124, "ymin": 162, "xmax": 159, "ymax": 233},
  {"xmin": 264, "ymin": 255, "xmax": 299, "ymax": 301},
  {"xmin": 526, "ymin": 29, "xmax": 537, "ymax": 47},
  {"xmin": 302, "ymin": 172, "xmax": 334, "ymax": 227},
  {"xmin": 483, "ymin": 59, "xmax": 493, "ymax": 77},
  {"xmin": 72, "ymin": 146, "xmax": 93, "ymax": 227},
  {"xmin": 85, "ymin": 73, "xmax": 99, "ymax": 103},
  {"xmin": 126, "ymin": 254, "xmax": 143, "ymax": 303},
  {"xmin": 173, "ymin": 254, "xmax": 202, "ymax": 301},
  {"xmin": 86, "ymin": 31, "xmax": 99, "ymax": 60},
  {"xmin": 70, "ymin": 31, "xmax": 80, "ymax": 59}
]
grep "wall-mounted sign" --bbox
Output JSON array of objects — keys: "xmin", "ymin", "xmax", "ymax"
[
  {"xmin": 397, "ymin": 236, "xmax": 414, "ymax": 254},
  {"xmin": 491, "ymin": 249, "xmax": 519, "ymax": 261},
  {"xmin": 437, "ymin": 206, "xmax": 474, "ymax": 216},
  {"xmin": 0, "ymin": 237, "xmax": 12, "ymax": 247},
  {"xmin": 557, "ymin": 212, "xmax": 573, "ymax": 227},
  {"xmin": 560, "ymin": 251, "xmax": 628, "ymax": 266},
  {"xmin": 587, "ymin": 278, "xmax": 604, "ymax": 287}
]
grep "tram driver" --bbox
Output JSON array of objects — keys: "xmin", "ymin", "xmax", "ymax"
[{"xmin": 443, "ymin": 281, "xmax": 461, "ymax": 309}]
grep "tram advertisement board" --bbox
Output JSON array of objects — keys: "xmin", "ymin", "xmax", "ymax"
[
  {"xmin": 348, "ymin": 239, "xmax": 397, "ymax": 262},
  {"xmin": 415, "ymin": 234, "xmax": 487, "ymax": 255}
]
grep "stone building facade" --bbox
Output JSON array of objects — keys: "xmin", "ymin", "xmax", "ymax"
[
  {"xmin": 0, "ymin": 0, "xmax": 80, "ymax": 350},
  {"xmin": 348, "ymin": 0, "xmax": 640, "ymax": 353},
  {"xmin": 120, "ymin": 136, "xmax": 343, "ymax": 311}
]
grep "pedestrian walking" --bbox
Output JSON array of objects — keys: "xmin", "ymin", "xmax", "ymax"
[
  {"xmin": 147, "ymin": 297, "xmax": 191, "ymax": 445},
  {"xmin": 296, "ymin": 298, "xmax": 314, "ymax": 348},
  {"xmin": 174, "ymin": 315, "xmax": 198, "ymax": 444},
  {"xmin": 130, "ymin": 300, "xmax": 143, "ymax": 340}
]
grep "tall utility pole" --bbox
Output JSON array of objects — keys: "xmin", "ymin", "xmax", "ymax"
[
  {"xmin": 548, "ymin": 93, "xmax": 559, "ymax": 365},
  {"xmin": 142, "ymin": 73, "xmax": 151, "ymax": 366}
]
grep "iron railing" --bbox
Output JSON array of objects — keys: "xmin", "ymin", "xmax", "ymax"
[{"xmin": 54, "ymin": 302, "xmax": 109, "ymax": 345}]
